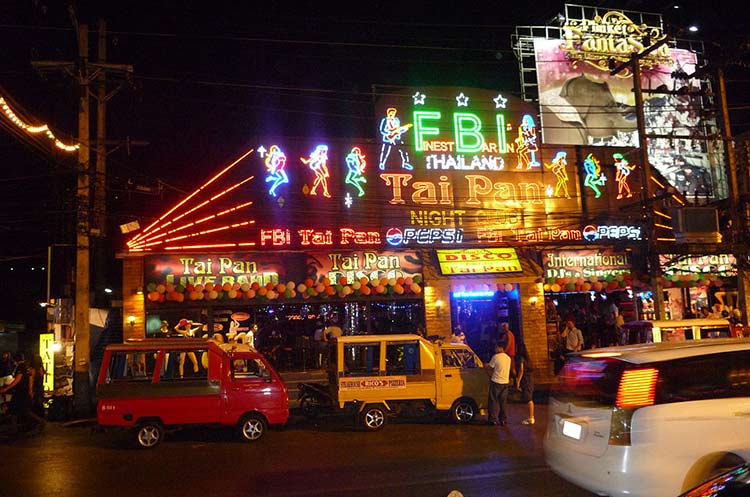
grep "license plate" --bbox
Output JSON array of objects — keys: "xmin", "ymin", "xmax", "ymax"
[{"xmin": 562, "ymin": 419, "xmax": 583, "ymax": 440}]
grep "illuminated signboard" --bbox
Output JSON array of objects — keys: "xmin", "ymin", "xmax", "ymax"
[
  {"xmin": 543, "ymin": 249, "xmax": 631, "ymax": 279},
  {"xmin": 436, "ymin": 248, "xmax": 521, "ymax": 275},
  {"xmin": 531, "ymin": 8, "xmax": 726, "ymax": 199},
  {"xmin": 128, "ymin": 88, "xmax": 664, "ymax": 251},
  {"xmin": 143, "ymin": 250, "xmax": 422, "ymax": 305},
  {"xmin": 39, "ymin": 333, "xmax": 55, "ymax": 392},
  {"xmin": 660, "ymin": 254, "xmax": 737, "ymax": 277}
]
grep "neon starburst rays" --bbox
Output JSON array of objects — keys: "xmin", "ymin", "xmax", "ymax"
[{"xmin": 127, "ymin": 148, "xmax": 259, "ymax": 252}]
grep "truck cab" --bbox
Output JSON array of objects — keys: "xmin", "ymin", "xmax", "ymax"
[
  {"xmin": 327, "ymin": 334, "xmax": 487, "ymax": 430},
  {"xmin": 97, "ymin": 338, "xmax": 288, "ymax": 447}
]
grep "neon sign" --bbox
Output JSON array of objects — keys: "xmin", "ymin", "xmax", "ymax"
[
  {"xmin": 561, "ymin": 11, "xmax": 670, "ymax": 74},
  {"xmin": 260, "ymin": 228, "xmax": 381, "ymax": 247},
  {"xmin": 582, "ymin": 154, "xmax": 607, "ymax": 198},
  {"xmin": 544, "ymin": 151, "xmax": 569, "ymax": 198},
  {"xmin": 264, "ymin": 144, "xmax": 289, "ymax": 197},
  {"xmin": 301, "ymin": 144, "xmax": 331, "ymax": 197},
  {"xmin": 514, "ymin": 114, "xmax": 539, "ymax": 169},
  {"xmin": 378, "ymin": 107, "xmax": 413, "ymax": 170},
  {"xmin": 582, "ymin": 225, "xmax": 642, "ymax": 241},
  {"xmin": 613, "ymin": 153, "xmax": 636, "ymax": 199},
  {"xmin": 385, "ymin": 227, "xmax": 463, "ymax": 246},
  {"xmin": 437, "ymin": 248, "xmax": 521, "ymax": 275},
  {"xmin": 380, "ymin": 173, "xmax": 545, "ymax": 207},
  {"xmin": 345, "ymin": 146, "xmax": 367, "ymax": 197}
]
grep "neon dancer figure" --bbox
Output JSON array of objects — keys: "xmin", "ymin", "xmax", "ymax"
[
  {"xmin": 264, "ymin": 144, "xmax": 289, "ymax": 197},
  {"xmin": 345, "ymin": 146, "xmax": 367, "ymax": 197},
  {"xmin": 545, "ymin": 151, "xmax": 570, "ymax": 198},
  {"xmin": 613, "ymin": 152, "xmax": 636, "ymax": 199},
  {"xmin": 582, "ymin": 153, "xmax": 607, "ymax": 198},
  {"xmin": 300, "ymin": 145, "xmax": 331, "ymax": 197},
  {"xmin": 515, "ymin": 114, "xmax": 540, "ymax": 169},
  {"xmin": 378, "ymin": 107, "xmax": 413, "ymax": 170}
]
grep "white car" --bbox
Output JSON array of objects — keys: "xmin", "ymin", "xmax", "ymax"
[{"xmin": 544, "ymin": 338, "xmax": 750, "ymax": 497}]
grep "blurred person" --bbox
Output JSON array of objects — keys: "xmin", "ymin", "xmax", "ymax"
[
  {"xmin": 27, "ymin": 354, "xmax": 47, "ymax": 431},
  {"xmin": 451, "ymin": 325, "xmax": 466, "ymax": 344},
  {"xmin": 561, "ymin": 320, "xmax": 584, "ymax": 357},
  {"xmin": 515, "ymin": 344, "xmax": 535, "ymax": 425},
  {"xmin": 0, "ymin": 353, "xmax": 38, "ymax": 431}
]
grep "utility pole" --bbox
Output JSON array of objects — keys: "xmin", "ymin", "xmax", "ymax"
[
  {"xmin": 611, "ymin": 40, "xmax": 668, "ymax": 320},
  {"xmin": 718, "ymin": 68, "xmax": 750, "ymax": 325},
  {"xmin": 33, "ymin": 16, "xmax": 133, "ymax": 416}
]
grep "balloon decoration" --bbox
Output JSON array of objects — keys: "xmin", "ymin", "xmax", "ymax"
[
  {"xmin": 544, "ymin": 273, "xmax": 634, "ymax": 294},
  {"xmin": 145, "ymin": 274, "xmax": 424, "ymax": 303},
  {"xmin": 542, "ymin": 271, "xmax": 726, "ymax": 294}
]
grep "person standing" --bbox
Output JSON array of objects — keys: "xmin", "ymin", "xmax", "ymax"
[
  {"xmin": 515, "ymin": 344, "xmax": 535, "ymax": 426},
  {"xmin": 484, "ymin": 342, "xmax": 512, "ymax": 426},
  {"xmin": 562, "ymin": 320, "xmax": 584, "ymax": 357},
  {"xmin": 27, "ymin": 354, "xmax": 47, "ymax": 431},
  {"xmin": 498, "ymin": 323, "xmax": 516, "ymax": 360}
]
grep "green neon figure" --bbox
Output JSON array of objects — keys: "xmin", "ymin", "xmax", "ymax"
[{"xmin": 582, "ymin": 153, "xmax": 607, "ymax": 198}]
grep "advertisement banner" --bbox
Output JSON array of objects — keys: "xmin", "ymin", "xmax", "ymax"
[
  {"xmin": 532, "ymin": 9, "xmax": 725, "ymax": 199},
  {"xmin": 543, "ymin": 249, "xmax": 631, "ymax": 279},
  {"xmin": 436, "ymin": 248, "xmax": 521, "ymax": 275}
]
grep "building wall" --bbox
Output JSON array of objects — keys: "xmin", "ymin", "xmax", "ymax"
[{"xmin": 122, "ymin": 257, "xmax": 145, "ymax": 340}]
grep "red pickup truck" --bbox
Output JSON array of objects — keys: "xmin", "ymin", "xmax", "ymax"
[{"xmin": 96, "ymin": 338, "xmax": 288, "ymax": 448}]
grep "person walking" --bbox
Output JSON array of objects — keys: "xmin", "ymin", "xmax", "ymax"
[
  {"xmin": 515, "ymin": 343, "xmax": 535, "ymax": 426},
  {"xmin": 484, "ymin": 342, "xmax": 512, "ymax": 426}
]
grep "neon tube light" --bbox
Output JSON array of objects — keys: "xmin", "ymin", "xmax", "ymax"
[
  {"xmin": 128, "ymin": 148, "xmax": 254, "ymax": 244},
  {"xmin": 452, "ymin": 291, "xmax": 496, "ymax": 298}
]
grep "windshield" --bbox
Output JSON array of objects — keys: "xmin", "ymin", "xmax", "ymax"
[{"xmin": 551, "ymin": 356, "xmax": 627, "ymax": 408}]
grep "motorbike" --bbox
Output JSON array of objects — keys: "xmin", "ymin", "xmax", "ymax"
[{"xmin": 297, "ymin": 382, "xmax": 335, "ymax": 419}]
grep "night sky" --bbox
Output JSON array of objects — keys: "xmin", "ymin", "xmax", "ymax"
[{"xmin": 0, "ymin": 0, "xmax": 748, "ymax": 328}]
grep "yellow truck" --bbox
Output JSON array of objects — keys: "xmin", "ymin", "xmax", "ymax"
[{"xmin": 298, "ymin": 334, "xmax": 488, "ymax": 430}]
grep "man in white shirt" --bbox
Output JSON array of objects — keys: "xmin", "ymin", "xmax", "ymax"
[
  {"xmin": 484, "ymin": 342, "xmax": 512, "ymax": 426},
  {"xmin": 562, "ymin": 320, "xmax": 584, "ymax": 356}
]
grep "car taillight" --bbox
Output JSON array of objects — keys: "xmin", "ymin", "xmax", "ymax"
[
  {"xmin": 616, "ymin": 368, "xmax": 658, "ymax": 408},
  {"xmin": 609, "ymin": 368, "xmax": 658, "ymax": 446}
]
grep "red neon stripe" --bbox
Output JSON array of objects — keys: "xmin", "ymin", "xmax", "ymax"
[{"xmin": 127, "ymin": 148, "xmax": 253, "ymax": 243}]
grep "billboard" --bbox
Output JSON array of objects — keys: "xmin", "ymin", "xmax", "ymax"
[{"xmin": 532, "ymin": 9, "xmax": 726, "ymax": 199}]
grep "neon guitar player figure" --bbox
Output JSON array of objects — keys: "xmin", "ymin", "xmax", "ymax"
[{"xmin": 378, "ymin": 107, "xmax": 413, "ymax": 170}]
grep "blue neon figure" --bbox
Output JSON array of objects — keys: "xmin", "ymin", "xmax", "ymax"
[{"xmin": 264, "ymin": 144, "xmax": 289, "ymax": 197}]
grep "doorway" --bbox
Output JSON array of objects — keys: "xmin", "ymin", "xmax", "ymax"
[{"xmin": 450, "ymin": 286, "xmax": 521, "ymax": 361}]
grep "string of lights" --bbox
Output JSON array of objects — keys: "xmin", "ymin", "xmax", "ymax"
[{"xmin": 0, "ymin": 95, "xmax": 79, "ymax": 152}]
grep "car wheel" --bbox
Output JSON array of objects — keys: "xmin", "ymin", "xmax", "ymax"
[
  {"xmin": 238, "ymin": 413, "xmax": 266, "ymax": 442},
  {"xmin": 360, "ymin": 405, "xmax": 387, "ymax": 431},
  {"xmin": 134, "ymin": 421, "xmax": 164, "ymax": 449},
  {"xmin": 450, "ymin": 398, "xmax": 477, "ymax": 424},
  {"xmin": 299, "ymin": 394, "xmax": 321, "ymax": 419}
]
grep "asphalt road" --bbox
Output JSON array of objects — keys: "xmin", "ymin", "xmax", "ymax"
[{"xmin": 0, "ymin": 402, "xmax": 597, "ymax": 497}]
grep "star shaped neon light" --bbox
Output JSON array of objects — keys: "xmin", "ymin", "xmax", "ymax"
[
  {"xmin": 455, "ymin": 92, "xmax": 469, "ymax": 107},
  {"xmin": 344, "ymin": 192, "xmax": 353, "ymax": 208},
  {"xmin": 257, "ymin": 145, "xmax": 267, "ymax": 157},
  {"xmin": 493, "ymin": 94, "xmax": 508, "ymax": 109},
  {"xmin": 412, "ymin": 92, "xmax": 426, "ymax": 105}
]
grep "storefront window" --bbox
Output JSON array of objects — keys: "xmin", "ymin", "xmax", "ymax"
[{"xmin": 369, "ymin": 300, "xmax": 424, "ymax": 335}]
